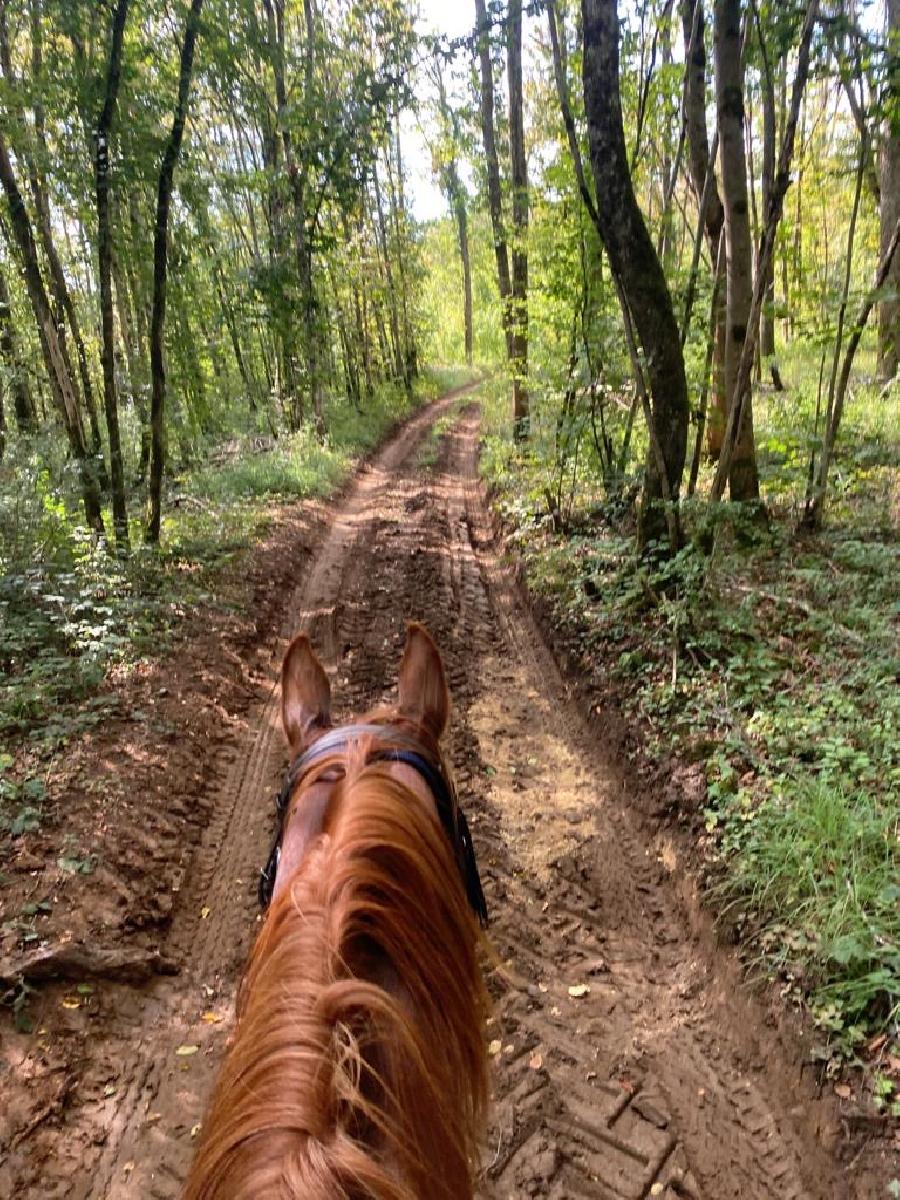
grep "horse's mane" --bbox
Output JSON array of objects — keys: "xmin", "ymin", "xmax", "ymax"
[{"xmin": 183, "ymin": 743, "xmax": 489, "ymax": 1199}]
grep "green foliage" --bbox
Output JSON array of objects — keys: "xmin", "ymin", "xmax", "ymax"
[
  {"xmin": 479, "ymin": 356, "xmax": 900, "ymax": 1058},
  {"xmin": 0, "ymin": 371, "xmax": 459, "ymax": 777}
]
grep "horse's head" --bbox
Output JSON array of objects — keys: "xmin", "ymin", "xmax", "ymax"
[
  {"xmin": 265, "ymin": 623, "xmax": 486, "ymax": 924},
  {"xmin": 185, "ymin": 625, "xmax": 489, "ymax": 1200}
]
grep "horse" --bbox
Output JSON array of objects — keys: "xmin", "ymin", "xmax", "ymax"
[{"xmin": 183, "ymin": 623, "xmax": 490, "ymax": 1200}]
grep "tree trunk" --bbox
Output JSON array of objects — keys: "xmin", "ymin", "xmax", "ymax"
[
  {"xmin": 456, "ymin": 191, "xmax": 474, "ymax": 366},
  {"xmin": 714, "ymin": 0, "xmax": 759, "ymax": 501},
  {"xmin": 581, "ymin": 0, "xmax": 688, "ymax": 548},
  {"xmin": 878, "ymin": 0, "xmax": 900, "ymax": 380},
  {"xmin": 756, "ymin": 10, "xmax": 782, "ymax": 389},
  {"xmin": 26, "ymin": 0, "xmax": 106, "ymax": 473},
  {"xmin": 95, "ymin": 0, "xmax": 130, "ymax": 552},
  {"xmin": 146, "ymin": 0, "xmax": 204, "ymax": 544},
  {"xmin": 474, "ymin": 0, "xmax": 513, "ymax": 360},
  {"xmin": 0, "ymin": 256, "xmax": 36, "ymax": 432},
  {"xmin": 680, "ymin": 0, "xmax": 727, "ymax": 457},
  {"xmin": 709, "ymin": 0, "xmax": 819, "ymax": 504},
  {"xmin": 507, "ymin": 0, "xmax": 529, "ymax": 439},
  {"xmin": 434, "ymin": 58, "xmax": 474, "ymax": 366},
  {"xmin": 0, "ymin": 131, "xmax": 104, "ymax": 531}
]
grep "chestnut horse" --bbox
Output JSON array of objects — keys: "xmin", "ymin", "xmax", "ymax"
[{"xmin": 184, "ymin": 624, "xmax": 489, "ymax": 1200}]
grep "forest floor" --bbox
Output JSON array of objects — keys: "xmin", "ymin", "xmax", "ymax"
[{"xmin": 1, "ymin": 386, "xmax": 897, "ymax": 1198}]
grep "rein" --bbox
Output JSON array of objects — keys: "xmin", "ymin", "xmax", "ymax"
[{"xmin": 259, "ymin": 723, "xmax": 488, "ymax": 927}]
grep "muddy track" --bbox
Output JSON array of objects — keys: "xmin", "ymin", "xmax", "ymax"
[{"xmin": 14, "ymin": 389, "xmax": 853, "ymax": 1199}]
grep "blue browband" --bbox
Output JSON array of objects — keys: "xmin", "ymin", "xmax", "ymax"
[{"xmin": 258, "ymin": 724, "xmax": 488, "ymax": 927}]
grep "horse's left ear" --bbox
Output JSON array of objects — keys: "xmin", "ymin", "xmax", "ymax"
[
  {"xmin": 281, "ymin": 634, "xmax": 331, "ymax": 754},
  {"xmin": 398, "ymin": 622, "xmax": 449, "ymax": 739}
]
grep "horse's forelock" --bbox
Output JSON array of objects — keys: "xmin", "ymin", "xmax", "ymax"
[{"xmin": 184, "ymin": 759, "xmax": 488, "ymax": 1200}]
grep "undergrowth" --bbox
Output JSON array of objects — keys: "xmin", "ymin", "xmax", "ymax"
[
  {"xmin": 0, "ymin": 368, "xmax": 471, "ymax": 836},
  {"xmin": 478, "ymin": 355, "xmax": 900, "ymax": 1090}
]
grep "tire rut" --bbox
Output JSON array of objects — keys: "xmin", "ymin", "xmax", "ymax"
[{"xmin": 27, "ymin": 386, "xmax": 847, "ymax": 1199}]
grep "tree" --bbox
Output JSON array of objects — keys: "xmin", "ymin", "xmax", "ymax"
[
  {"xmin": 0, "ymin": 129, "xmax": 104, "ymax": 532},
  {"xmin": 507, "ymin": 0, "xmax": 529, "ymax": 438},
  {"xmin": 714, "ymin": 0, "xmax": 759, "ymax": 502},
  {"xmin": 429, "ymin": 55, "xmax": 474, "ymax": 366},
  {"xmin": 878, "ymin": 0, "xmax": 900, "ymax": 380},
  {"xmin": 147, "ymin": 0, "xmax": 205, "ymax": 545},
  {"xmin": 581, "ymin": 0, "xmax": 688, "ymax": 547},
  {"xmin": 95, "ymin": 0, "xmax": 131, "ymax": 553},
  {"xmin": 681, "ymin": 0, "xmax": 726, "ymax": 457}
]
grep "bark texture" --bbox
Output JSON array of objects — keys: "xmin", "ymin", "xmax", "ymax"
[
  {"xmin": 474, "ymin": 0, "xmax": 512, "ymax": 358},
  {"xmin": 507, "ymin": 0, "xmax": 529, "ymax": 439},
  {"xmin": 0, "ymin": 130, "xmax": 104, "ymax": 531},
  {"xmin": 147, "ymin": 0, "xmax": 204, "ymax": 544},
  {"xmin": 581, "ymin": 0, "xmax": 688, "ymax": 546},
  {"xmin": 681, "ymin": 0, "xmax": 727, "ymax": 456},
  {"xmin": 95, "ymin": 0, "xmax": 130, "ymax": 551},
  {"xmin": 714, "ymin": 0, "xmax": 759, "ymax": 501},
  {"xmin": 878, "ymin": 0, "xmax": 900, "ymax": 379}
]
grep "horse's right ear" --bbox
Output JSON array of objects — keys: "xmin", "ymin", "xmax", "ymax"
[
  {"xmin": 398, "ymin": 622, "xmax": 449, "ymax": 739},
  {"xmin": 281, "ymin": 634, "xmax": 331, "ymax": 754}
]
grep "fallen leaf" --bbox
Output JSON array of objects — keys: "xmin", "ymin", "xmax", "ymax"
[
  {"xmin": 650, "ymin": 1185, "xmax": 665, "ymax": 1197},
  {"xmin": 176, "ymin": 1044, "xmax": 200, "ymax": 1057},
  {"xmin": 191, "ymin": 1123, "xmax": 202, "ymax": 1139},
  {"xmin": 104, "ymin": 1085, "xmax": 117, "ymax": 1098},
  {"xmin": 201, "ymin": 1011, "xmax": 222, "ymax": 1024},
  {"xmin": 528, "ymin": 1053, "xmax": 543, "ymax": 1071},
  {"xmin": 568, "ymin": 984, "xmax": 590, "ymax": 999},
  {"xmin": 61, "ymin": 996, "xmax": 80, "ymax": 1009},
  {"xmin": 488, "ymin": 1039, "xmax": 502, "ymax": 1057},
  {"xmin": 200, "ymin": 906, "xmax": 210, "ymax": 920},
  {"xmin": 503, "ymin": 1043, "xmax": 514, "ymax": 1055}
]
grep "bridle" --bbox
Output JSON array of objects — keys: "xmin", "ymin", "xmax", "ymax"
[{"xmin": 258, "ymin": 723, "xmax": 489, "ymax": 927}]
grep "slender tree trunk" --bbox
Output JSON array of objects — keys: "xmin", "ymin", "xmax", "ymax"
[
  {"xmin": 810, "ymin": 216, "xmax": 900, "ymax": 522},
  {"xmin": 582, "ymin": 0, "xmax": 688, "ymax": 548},
  {"xmin": 27, "ymin": 0, "xmax": 106, "ymax": 471},
  {"xmin": 0, "ymin": 131, "xmax": 104, "ymax": 531},
  {"xmin": 710, "ymin": 0, "xmax": 819, "ymax": 504},
  {"xmin": 434, "ymin": 58, "xmax": 473, "ymax": 366},
  {"xmin": 754, "ymin": 6, "xmax": 783, "ymax": 390},
  {"xmin": 456, "ymin": 192, "xmax": 474, "ymax": 366},
  {"xmin": 714, "ymin": 0, "xmax": 759, "ymax": 501},
  {"xmin": 0, "ymin": 257, "xmax": 36, "ymax": 432},
  {"xmin": 680, "ymin": 0, "xmax": 727, "ymax": 457},
  {"xmin": 878, "ymin": 0, "xmax": 900, "ymax": 379},
  {"xmin": 146, "ymin": 0, "xmax": 204, "ymax": 544},
  {"xmin": 95, "ymin": 0, "xmax": 130, "ymax": 551},
  {"xmin": 373, "ymin": 160, "xmax": 405, "ymax": 387},
  {"xmin": 474, "ymin": 0, "xmax": 513, "ymax": 362},
  {"xmin": 507, "ymin": 0, "xmax": 529, "ymax": 439}
]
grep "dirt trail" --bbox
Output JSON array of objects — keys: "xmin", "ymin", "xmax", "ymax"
[{"xmin": 3, "ymin": 390, "xmax": 868, "ymax": 1198}]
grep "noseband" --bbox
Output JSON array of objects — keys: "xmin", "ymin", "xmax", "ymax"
[{"xmin": 258, "ymin": 723, "xmax": 488, "ymax": 927}]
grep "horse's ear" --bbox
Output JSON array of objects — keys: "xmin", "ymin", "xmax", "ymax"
[
  {"xmin": 281, "ymin": 634, "xmax": 331, "ymax": 753},
  {"xmin": 397, "ymin": 622, "xmax": 449, "ymax": 739}
]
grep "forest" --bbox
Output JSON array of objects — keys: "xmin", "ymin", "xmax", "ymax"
[{"xmin": 0, "ymin": 0, "xmax": 898, "ymax": 1191}]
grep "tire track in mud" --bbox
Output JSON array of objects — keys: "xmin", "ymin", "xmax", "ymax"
[
  {"xmin": 25, "ymin": 386, "xmax": 847, "ymax": 1198},
  {"xmin": 66, "ymin": 388, "xmax": 476, "ymax": 1200}
]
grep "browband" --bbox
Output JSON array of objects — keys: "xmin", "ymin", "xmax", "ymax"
[{"xmin": 258, "ymin": 724, "xmax": 488, "ymax": 927}]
